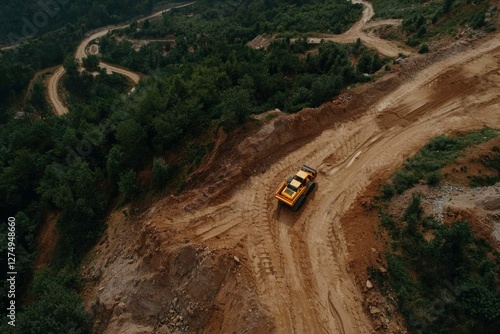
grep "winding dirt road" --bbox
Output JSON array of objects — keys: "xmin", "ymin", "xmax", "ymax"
[
  {"xmin": 258, "ymin": 1, "xmax": 408, "ymax": 56},
  {"xmin": 46, "ymin": 2, "xmax": 195, "ymax": 115},
  {"xmin": 47, "ymin": 0, "xmax": 409, "ymax": 115},
  {"xmin": 47, "ymin": 66, "xmax": 69, "ymax": 115}
]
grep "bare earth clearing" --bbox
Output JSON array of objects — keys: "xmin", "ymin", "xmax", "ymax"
[{"xmin": 81, "ymin": 17, "xmax": 500, "ymax": 334}]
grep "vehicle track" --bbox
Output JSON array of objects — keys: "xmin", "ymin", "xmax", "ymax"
[{"xmin": 81, "ymin": 27, "xmax": 500, "ymax": 333}]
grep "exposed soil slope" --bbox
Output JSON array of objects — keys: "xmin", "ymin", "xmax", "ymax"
[{"xmin": 82, "ymin": 22, "xmax": 500, "ymax": 334}]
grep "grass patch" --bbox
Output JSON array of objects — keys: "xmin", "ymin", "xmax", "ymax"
[
  {"xmin": 389, "ymin": 128, "xmax": 498, "ymax": 193},
  {"xmin": 469, "ymin": 146, "xmax": 500, "ymax": 186}
]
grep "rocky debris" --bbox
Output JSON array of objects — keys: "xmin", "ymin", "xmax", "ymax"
[
  {"xmin": 361, "ymin": 199, "xmax": 373, "ymax": 209},
  {"xmin": 479, "ymin": 196, "xmax": 500, "ymax": 211},
  {"xmin": 394, "ymin": 57, "xmax": 406, "ymax": 65},
  {"xmin": 369, "ymin": 306, "xmax": 382, "ymax": 314},
  {"xmin": 161, "ymin": 301, "xmax": 193, "ymax": 333},
  {"xmin": 331, "ymin": 93, "xmax": 353, "ymax": 107},
  {"xmin": 366, "ymin": 280, "xmax": 374, "ymax": 289},
  {"xmin": 379, "ymin": 266, "xmax": 387, "ymax": 273}
]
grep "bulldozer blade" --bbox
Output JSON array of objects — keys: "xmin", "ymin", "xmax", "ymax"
[{"xmin": 301, "ymin": 165, "xmax": 317, "ymax": 176}]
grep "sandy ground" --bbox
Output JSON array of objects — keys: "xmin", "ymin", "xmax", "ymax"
[{"xmin": 80, "ymin": 19, "xmax": 500, "ymax": 333}]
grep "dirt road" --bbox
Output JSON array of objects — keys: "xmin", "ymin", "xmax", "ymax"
[
  {"xmin": 46, "ymin": 2, "xmax": 195, "ymax": 115},
  {"xmin": 47, "ymin": 66, "xmax": 69, "ymax": 115},
  {"xmin": 47, "ymin": 0, "xmax": 407, "ymax": 115},
  {"xmin": 256, "ymin": 1, "xmax": 410, "ymax": 56},
  {"xmin": 320, "ymin": 0, "xmax": 411, "ymax": 57}
]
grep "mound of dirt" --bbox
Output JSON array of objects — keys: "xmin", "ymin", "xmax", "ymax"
[
  {"xmin": 479, "ymin": 196, "xmax": 500, "ymax": 211},
  {"xmin": 82, "ymin": 210, "xmax": 273, "ymax": 334}
]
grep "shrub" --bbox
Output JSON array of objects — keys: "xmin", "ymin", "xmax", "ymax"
[
  {"xmin": 406, "ymin": 36, "xmax": 420, "ymax": 47},
  {"xmin": 425, "ymin": 135, "xmax": 460, "ymax": 152},
  {"xmin": 443, "ymin": 0, "xmax": 455, "ymax": 13},
  {"xmin": 417, "ymin": 25, "xmax": 427, "ymax": 38},
  {"xmin": 404, "ymin": 194, "xmax": 423, "ymax": 222},
  {"xmin": 472, "ymin": 12, "xmax": 486, "ymax": 29},
  {"xmin": 118, "ymin": 169, "xmax": 139, "ymax": 200},
  {"xmin": 380, "ymin": 214, "xmax": 396, "ymax": 231},
  {"xmin": 427, "ymin": 170, "xmax": 441, "ymax": 186},
  {"xmin": 382, "ymin": 183, "xmax": 396, "ymax": 199},
  {"xmin": 419, "ymin": 43, "xmax": 429, "ymax": 54},
  {"xmin": 151, "ymin": 157, "xmax": 171, "ymax": 189},
  {"xmin": 393, "ymin": 170, "xmax": 420, "ymax": 193},
  {"xmin": 432, "ymin": 10, "xmax": 442, "ymax": 24}
]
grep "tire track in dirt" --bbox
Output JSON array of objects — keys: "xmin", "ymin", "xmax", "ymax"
[
  {"xmin": 328, "ymin": 290, "xmax": 346, "ymax": 334},
  {"xmin": 73, "ymin": 1, "xmax": 500, "ymax": 331},
  {"xmin": 248, "ymin": 182, "xmax": 299, "ymax": 333}
]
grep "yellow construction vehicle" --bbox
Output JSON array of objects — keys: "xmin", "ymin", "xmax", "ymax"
[{"xmin": 274, "ymin": 165, "xmax": 317, "ymax": 211}]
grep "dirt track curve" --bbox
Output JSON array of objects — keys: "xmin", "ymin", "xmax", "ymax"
[
  {"xmin": 161, "ymin": 32, "xmax": 500, "ymax": 333},
  {"xmin": 46, "ymin": 2, "xmax": 195, "ymax": 115},
  {"xmin": 48, "ymin": 66, "xmax": 69, "ymax": 115},
  {"xmin": 320, "ymin": 0, "xmax": 411, "ymax": 57}
]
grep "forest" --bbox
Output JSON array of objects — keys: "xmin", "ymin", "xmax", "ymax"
[
  {"xmin": 0, "ymin": 0, "xmax": 375, "ymax": 332},
  {"xmin": 0, "ymin": 0, "xmax": 163, "ymax": 45}
]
